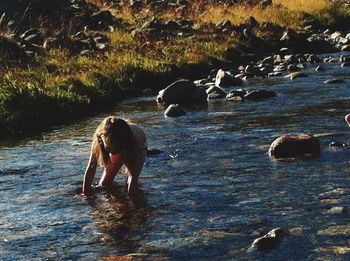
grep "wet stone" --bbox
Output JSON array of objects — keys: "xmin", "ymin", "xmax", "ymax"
[
  {"xmin": 325, "ymin": 206, "xmax": 347, "ymax": 214},
  {"xmin": 269, "ymin": 133, "xmax": 320, "ymax": 159},
  {"xmin": 268, "ymin": 72, "xmax": 282, "ymax": 77},
  {"xmin": 285, "ymin": 71, "xmax": 308, "ymax": 79},
  {"xmin": 315, "ymin": 66, "xmax": 325, "ymax": 72},
  {"xmin": 324, "ymin": 78, "xmax": 345, "ymax": 84},
  {"xmin": 248, "ymin": 228, "xmax": 285, "ymax": 252},
  {"xmin": 329, "ymin": 141, "xmax": 349, "ymax": 147},
  {"xmin": 164, "ymin": 104, "xmax": 186, "ymax": 117},
  {"xmin": 243, "ymin": 90, "xmax": 277, "ymax": 101}
]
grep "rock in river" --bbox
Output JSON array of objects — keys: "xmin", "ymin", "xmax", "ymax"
[
  {"xmin": 243, "ymin": 90, "xmax": 276, "ymax": 101},
  {"xmin": 157, "ymin": 79, "xmax": 207, "ymax": 105},
  {"xmin": 248, "ymin": 228, "xmax": 285, "ymax": 252},
  {"xmin": 164, "ymin": 104, "xmax": 186, "ymax": 117},
  {"xmin": 269, "ymin": 133, "xmax": 321, "ymax": 159},
  {"xmin": 285, "ymin": 71, "xmax": 308, "ymax": 79},
  {"xmin": 324, "ymin": 78, "xmax": 345, "ymax": 84}
]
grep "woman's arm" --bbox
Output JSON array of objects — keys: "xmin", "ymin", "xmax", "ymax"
[{"xmin": 83, "ymin": 152, "xmax": 98, "ymax": 196}]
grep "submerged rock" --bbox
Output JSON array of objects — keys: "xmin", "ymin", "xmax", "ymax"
[
  {"xmin": 248, "ymin": 228, "xmax": 285, "ymax": 252},
  {"xmin": 325, "ymin": 206, "xmax": 347, "ymax": 214},
  {"xmin": 164, "ymin": 104, "xmax": 186, "ymax": 117},
  {"xmin": 285, "ymin": 71, "xmax": 308, "ymax": 79},
  {"xmin": 324, "ymin": 78, "xmax": 345, "ymax": 84},
  {"xmin": 243, "ymin": 90, "xmax": 276, "ymax": 101},
  {"xmin": 206, "ymin": 85, "xmax": 227, "ymax": 99},
  {"xmin": 269, "ymin": 133, "xmax": 321, "ymax": 159},
  {"xmin": 315, "ymin": 66, "xmax": 325, "ymax": 72},
  {"xmin": 226, "ymin": 89, "xmax": 246, "ymax": 101}
]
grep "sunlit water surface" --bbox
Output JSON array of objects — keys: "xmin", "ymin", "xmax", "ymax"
[{"xmin": 1, "ymin": 53, "xmax": 350, "ymax": 260}]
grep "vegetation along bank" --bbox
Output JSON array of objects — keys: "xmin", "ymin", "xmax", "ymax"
[{"xmin": 0, "ymin": 0, "xmax": 349, "ymax": 139}]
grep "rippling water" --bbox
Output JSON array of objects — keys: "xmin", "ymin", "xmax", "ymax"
[{"xmin": 1, "ymin": 53, "xmax": 350, "ymax": 260}]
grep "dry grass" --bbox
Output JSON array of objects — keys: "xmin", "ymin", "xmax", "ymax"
[{"xmin": 274, "ymin": 0, "xmax": 330, "ymax": 13}]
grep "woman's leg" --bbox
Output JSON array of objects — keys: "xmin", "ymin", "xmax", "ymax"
[{"xmin": 126, "ymin": 149, "xmax": 146, "ymax": 195}]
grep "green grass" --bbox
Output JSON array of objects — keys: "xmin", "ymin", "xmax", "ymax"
[{"xmin": 0, "ymin": 0, "xmax": 349, "ymax": 138}]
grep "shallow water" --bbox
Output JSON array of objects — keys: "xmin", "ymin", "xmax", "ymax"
[{"xmin": 1, "ymin": 53, "xmax": 350, "ymax": 260}]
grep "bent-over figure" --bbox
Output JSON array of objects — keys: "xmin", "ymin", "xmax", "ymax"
[{"xmin": 83, "ymin": 116, "xmax": 147, "ymax": 197}]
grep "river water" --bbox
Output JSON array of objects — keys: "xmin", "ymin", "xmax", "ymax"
[{"xmin": 1, "ymin": 53, "xmax": 350, "ymax": 260}]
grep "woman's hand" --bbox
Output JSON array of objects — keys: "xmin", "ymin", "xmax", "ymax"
[{"xmin": 82, "ymin": 186, "xmax": 96, "ymax": 199}]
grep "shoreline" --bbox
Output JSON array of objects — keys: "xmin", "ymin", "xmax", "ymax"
[{"xmin": 0, "ymin": 0, "xmax": 349, "ymax": 140}]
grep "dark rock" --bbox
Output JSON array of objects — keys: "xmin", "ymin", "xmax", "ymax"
[
  {"xmin": 193, "ymin": 79, "xmax": 208, "ymax": 85},
  {"xmin": 340, "ymin": 56, "xmax": 350, "ymax": 62},
  {"xmin": 268, "ymin": 72, "xmax": 282, "ymax": 77},
  {"xmin": 287, "ymin": 64, "xmax": 301, "ymax": 72},
  {"xmin": 273, "ymin": 65, "xmax": 286, "ymax": 72},
  {"xmin": 315, "ymin": 66, "xmax": 325, "ymax": 72},
  {"xmin": 157, "ymin": 79, "xmax": 196, "ymax": 104},
  {"xmin": 307, "ymin": 54, "xmax": 321, "ymax": 63},
  {"xmin": 131, "ymin": 28, "xmax": 161, "ymax": 40},
  {"xmin": 146, "ymin": 148, "xmax": 162, "ymax": 156},
  {"xmin": 90, "ymin": 10, "xmax": 119, "ymax": 30},
  {"xmin": 285, "ymin": 71, "xmax": 307, "ymax": 79},
  {"xmin": 259, "ymin": 0, "xmax": 272, "ymax": 9},
  {"xmin": 324, "ymin": 78, "xmax": 345, "ymax": 84},
  {"xmin": 244, "ymin": 16, "xmax": 259, "ymax": 29},
  {"xmin": 0, "ymin": 35, "xmax": 28, "ymax": 63},
  {"xmin": 226, "ymin": 89, "xmax": 246, "ymax": 101},
  {"xmin": 280, "ymin": 47, "xmax": 291, "ymax": 55},
  {"xmin": 280, "ymin": 29, "xmax": 310, "ymax": 53},
  {"xmin": 341, "ymin": 45, "xmax": 350, "ymax": 52},
  {"xmin": 130, "ymin": 0, "xmax": 142, "ymax": 9},
  {"xmin": 164, "ymin": 104, "xmax": 186, "ymax": 117},
  {"xmin": 206, "ymin": 86, "xmax": 227, "ymax": 99},
  {"xmin": 269, "ymin": 133, "xmax": 321, "ymax": 159},
  {"xmin": 248, "ymin": 228, "xmax": 285, "ymax": 252},
  {"xmin": 216, "ymin": 19, "xmax": 233, "ymax": 31},
  {"xmin": 244, "ymin": 90, "xmax": 276, "ymax": 101},
  {"xmin": 191, "ymin": 87, "xmax": 208, "ymax": 104},
  {"xmin": 308, "ymin": 38, "xmax": 338, "ymax": 54},
  {"xmin": 329, "ymin": 141, "xmax": 348, "ymax": 147},
  {"xmin": 142, "ymin": 17, "xmax": 163, "ymax": 30},
  {"xmin": 215, "ymin": 69, "xmax": 243, "ymax": 87},
  {"xmin": 245, "ymin": 65, "xmax": 264, "ymax": 77}
]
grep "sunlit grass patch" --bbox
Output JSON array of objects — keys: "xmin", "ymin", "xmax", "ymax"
[{"xmin": 316, "ymin": 246, "xmax": 350, "ymax": 255}]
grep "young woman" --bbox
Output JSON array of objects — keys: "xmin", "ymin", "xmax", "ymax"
[{"xmin": 82, "ymin": 116, "xmax": 147, "ymax": 197}]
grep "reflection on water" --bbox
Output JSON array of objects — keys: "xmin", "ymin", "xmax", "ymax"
[{"xmin": 1, "ymin": 53, "xmax": 350, "ymax": 260}]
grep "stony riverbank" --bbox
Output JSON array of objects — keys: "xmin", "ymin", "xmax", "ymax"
[{"xmin": 0, "ymin": 0, "xmax": 349, "ymax": 139}]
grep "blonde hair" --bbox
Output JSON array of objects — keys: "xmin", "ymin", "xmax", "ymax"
[{"xmin": 91, "ymin": 116, "xmax": 137, "ymax": 167}]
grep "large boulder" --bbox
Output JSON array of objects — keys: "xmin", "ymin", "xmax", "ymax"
[
  {"xmin": 215, "ymin": 69, "xmax": 243, "ymax": 87},
  {"xmin": 269, "ymin": 133, "xmax": 321, "ymax": 158},
  {"xmin": 157, "ymin": 79, "xmax": 207, "ymax": 105},
  {"xmin": 280, "ymin": 29, "xmax": 310, "ymax": 53}
]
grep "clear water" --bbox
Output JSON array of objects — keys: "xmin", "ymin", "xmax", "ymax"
[{"xmin": 1, "ymin": 53, "xmax": 350, "ymax": 260}]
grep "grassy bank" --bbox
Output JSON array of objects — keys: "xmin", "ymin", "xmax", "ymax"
[{"xmin": 0, "ymin": 0, "xmax": 349, "ymax": 138}]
